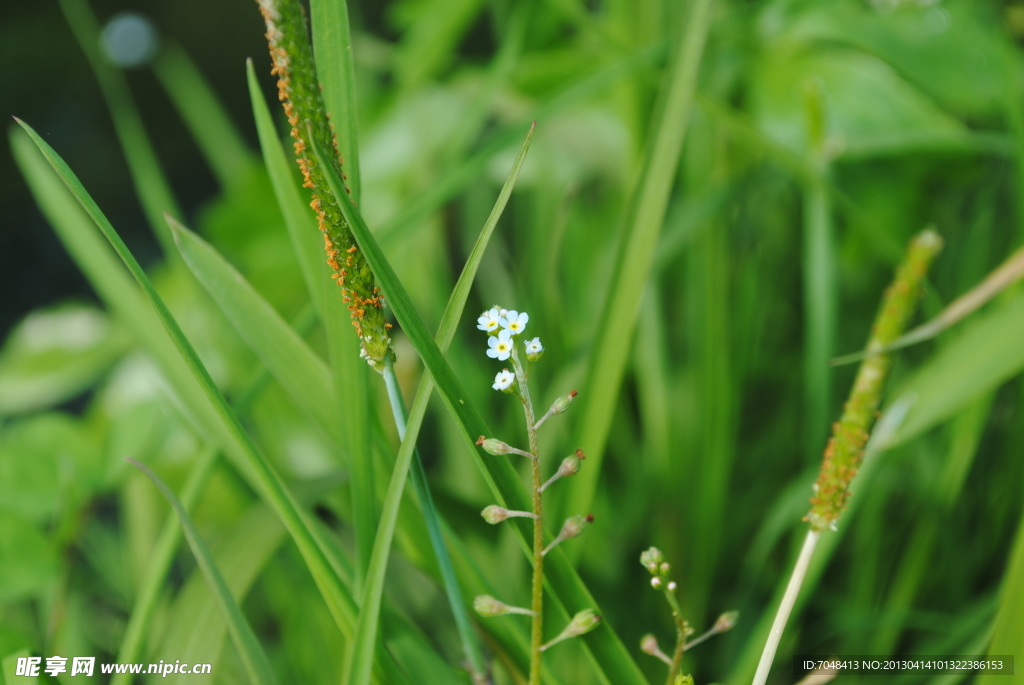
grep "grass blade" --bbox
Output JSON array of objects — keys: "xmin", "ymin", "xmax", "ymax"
[
  {"xmin": 153, "ymin": 44, "xmax": 255, "ymax": 188},
  {"xmin": 14, "ymin": 118, "xmax": 358, "ymax": 643},
  {"xmin": 57, "ymin": 0, "xmax": 181, "ymax": 254},
  {"xmin": 885, "ymin": 289, "xmax": 1024, "ymax": 447},
  {"xmin": 313, "ymin": 119, "xmax": 647, "ymax": 683},
  {"xmin": 168, "ymin": 218, "xmax": 341, "ymax": 444},
  {"xmin": 127, "ymin": 459, "xmax": 280, "ymax": 685},
  {"xmin": 565, "ymin": 0, "xmax": 716, "ymax": 519},
  {"xmin": 342, "ymin": 123, "xmax": 534, "ymax": 685},
  {"xmin": 310, "ymin": 0, "xmax": 361, "ymax": 202}
]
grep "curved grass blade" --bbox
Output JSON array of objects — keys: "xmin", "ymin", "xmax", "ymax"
[
  {"xmin": 127, "ymin": 459, "xmax": 280, "ymax": 685},
  {"xmin": 310, "ymin": 0, "xmax": 361, "ymax": 203},
  {"xmin": 831, "ymin": 243, "xmax": 1024, "ymax": 367},
  {"xmin": 341, "ymin": 123, "xmax": 534, "ymax": 685},
  {"xmin": 57, "ymin": 0, "xmax": 181, "ymax": 254},
  {"xmin": 110, "ymin": 309, "xmax": 314, "ymax": 685},
  {"xmin": 14, "ymin": 118, "xmax": 357, "ymax": 644},
  {"xmin": 312, "ymin": 123, "xmax": 648, "ymax": 684},
  {"xmin": 168, "ymin": 219, "xmax": 342, "ymax": 444},
  {"xmin": 153, "ymin": 44, "xmax": 255, "ymax": 188},
  {"xmin": 564, "ymin": 0, "xmax": 716, "ymax": 520}
]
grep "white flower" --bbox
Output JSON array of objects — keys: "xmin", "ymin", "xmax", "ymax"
[
  {"xmin": 524, "ymin": 337, "xmax": 543, "ymax": 355},
  {"xmin": 500, "ymin": 310, "xmax": 529, "ymax": 336},
  {"xmin": 477, "ymin": 308, "xmax": 501, "ymax": 333},
  {"xmin": 493, "ymin": 369, "xmax": 515, "ymax": 391},
  {"xmin": 487, "ymin": 329, "xmax": 514, "ymax": 360}
]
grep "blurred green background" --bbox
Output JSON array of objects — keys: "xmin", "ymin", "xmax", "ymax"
[{"xmin": 3, "ymin": 0, "xmax": 1024, "ymax": 683}]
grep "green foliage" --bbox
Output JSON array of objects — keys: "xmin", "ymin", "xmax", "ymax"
[{"xmin": 4, "ymin": 0, "xmax": 1024, "ymax": 683}]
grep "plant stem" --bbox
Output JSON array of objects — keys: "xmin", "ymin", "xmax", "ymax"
[
  {"xmin": 751, "ymin": 530, "xmax": 821, "ymax": 685},
  {"xmin": 382, "ymin": 359, "xmax": 488, "ymax": 683},
  {"xmin": 661, "ymin": 588, "xmax": 687, "ymax": 685},
  {"xmin": 511, "ymin": 344, "xmax": 544, "ymax": 685}
]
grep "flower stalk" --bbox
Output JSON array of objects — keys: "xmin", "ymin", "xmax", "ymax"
[
  {"xmin": 752, "ymin": 229, "xmax": 943, "ymax": 685},
  {"xmin": 472, "ymin": 306, "xmax": 597, "ymax": 684}
]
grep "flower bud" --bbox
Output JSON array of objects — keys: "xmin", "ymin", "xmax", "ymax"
[
  {"xmin": 558, "ymin": 451, "xmax": 584, "ymax": 478},
  {"xmin": 473, "ymin": 594, "xmax": 533, "ymax": 617},
  {"xmin": 674, "ymin": 676, "xmax": 695, "ymax": 685},
  {"xmin": 540, "ymin": 609, "xmax": 602, "ymax": 651},
  {"xmin": 549, "ymin": 390, "xmax": 578, "ymax": 416},
  {"xmin": 481, "ymin": 505, "xmax": 536, "ymax": 524},
  {"xmin": 713, "ymin": 610, "xmax": 739, "ymax": 632},
  {"xmin": 667, "ymin": 581, "xmax": 677, "ymax": 592},
  {"xmin": 640, "ymin": 547, "xmax": 665, "ymax": 575},
  {"xmin": 659, "ymin": 562, "xmax": 671, "ymax": 575},
  {"xmin": 481, "ymin": 505, "xmax": 509, "ymax": 524},
  {"xmin": 476, "ymin": 436, "xmax": 512, "ymax": 455},
  {"xmin": 559, "ymin": 514, "xmax": 593, "ymax": 541},
  {"xmin": 651, "ymin": 577, "xmax": 662, "ymax": 589},
  {"xmin": 640, "ymin": 634, "xmax": 660, "ymax": 656}
]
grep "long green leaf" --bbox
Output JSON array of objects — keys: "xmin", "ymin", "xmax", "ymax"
[
  {"xmin": 310, "ymin": 0, "xmax": 361, "ymax": 202},
  {"xmin": 14, "ymin": 118, "xmax": 358, "ymax": 643},
  {"xmin": 563, "ymin": 0, "xmax": 716, "ymax": 521},
  {"xmin": 128, "ymin": 460, "xmax": 280, "ymax": 685},
  {"xmin": 153, "ymin": 44, "xmax": 254, "ymax": 188},
  {"xmin": 313, "ymin": 124, "xmax": 648, "ymax": 684},
  {"xmin": 886, "ymin": 289, "xmax": 1024, "ymax": 446},
  {"xmin": 342, "ymin": 124, "xmax": 534, "ymax": 685},
  {"xmin": 58, "ymin": 0, "xmax": 181, "ymax": 254},
  {"xmin": 169, "ymin": 219, "xmax": 341, "ymax": 444}
]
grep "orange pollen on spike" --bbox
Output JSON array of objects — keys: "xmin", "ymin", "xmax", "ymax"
[
  {"xmin": 346, "ymin": 246, "xmax": 357, "ymax": 253},
  {"xmin": 385, "ymin": 323, "xmax": 393, "ymax": 329}
]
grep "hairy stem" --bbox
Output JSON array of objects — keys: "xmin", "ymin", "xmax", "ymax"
[
  {"xmin": 662, "ymin": 588, "xmax": 687, "ymax": 685},
  {"xmin": 511, "ymin": 344, "xmax": 543, "ymax": 685}
]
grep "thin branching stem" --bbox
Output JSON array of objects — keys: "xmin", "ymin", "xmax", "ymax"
[{"xmin": 510, "ymin": 343, "xmax": 544, "ymax": 685}]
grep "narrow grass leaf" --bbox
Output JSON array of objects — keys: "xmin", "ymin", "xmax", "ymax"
[
  {"xmin": 566, "ymin": 0, "xmax": 716, "ymax": 519},
  {"xmin": 341, "ymin": 124, "xmax": 533, "ymax": 685},
  {"xmin": 15, "ymin": 118, "xmax": 358, "ymax": 643},
  {"xmin": 310, "ymin": 0, "xmax": 361, "ymax": 202},
  {"xmin": 246, "ymin": 59, "xmax": 324, "ymax": 315},
  {"xmin": 886, "ymin": 289, "xmax": 1024, "ymax": 446},
  {"xmin": 978, "ymin": 514, "xmax": 1024, "ymax": 685},
  {"xmin": 153, "ymin": 44, "xmax": 254, "ymax": 188},
  {"xmin": 128, "ymin": 459, "xmax": 280, "ymax": 685},
  {"xmin": 3, "ymin": 649, "xmax": 38, "ymax": 684},
  {"xmin": 313, "ymin": 124, "xmax": 647, "ymax": 684}
]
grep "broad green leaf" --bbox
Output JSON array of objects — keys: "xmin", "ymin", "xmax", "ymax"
[
  {"xmin": 886, "ymin": 290, "xmax": 1024, "ymax": 447},
  {"xmin": 314, "ymin": 120, "xmax": 647, "ymax": 684},
  {"xmin": 153, "ymin": 44, "xmax": 255, "ymax": 188},
  {"xmin": 0, "ymin": 304, "xmax": 128, "ymax": 416},
  {"xmin": 311, "ymin": 0, "xmax": 361, "ymax": 202},
  {"xmin": 342, "ymin": 124, "xmax": 534, "ymax": 685},
  {"xmin": 564, "ymin": 0, "xmax": 715, "ymax": 522},
  {"xmin": 58, "ymin": 0, "xmax": 181, "ymax": 254},
  {"xmin": 14, "ymin": 119, "xmax": 358, "ymax": 645},
  {"xmin": 129, "ymin": 460, "xmax": 280, "ymax": 685}
]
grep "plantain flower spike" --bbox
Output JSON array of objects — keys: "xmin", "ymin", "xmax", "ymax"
[{"xmin": 256, "ymin": 0, "xmax": 394, "ymax": 371}]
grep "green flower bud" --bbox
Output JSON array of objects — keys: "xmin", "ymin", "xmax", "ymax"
[
  {"xmin": 640, "ymin": 547, "xmax": 665, "ymax": 575},
  {"xmin": 480, "ymin": 505, "xmax": 537, "ymax": 524},
  {"xmin": 549, "ymin": 390, "xmax": 578, "ymax": 415},
  {"xmin": 640, "ymin": 634, "xmax": 660, "ymax": 656},
  {"xmin": 540, "ymin": 609, "xmax": 602, "ymax": 651},
  {"xmin": 475, "ymin": 436, "xmax": 512, "ymax": 455},
  {"xmin": 559, "ymin": 514, "xmax": 592, "ymax": 541},
  {"xmin": 473, "ymin": 594, "xmax": 533, "ymax": 617},
  {"xmin": 714, "ymin": 610, "xmax": 739, "ymax": 632}
]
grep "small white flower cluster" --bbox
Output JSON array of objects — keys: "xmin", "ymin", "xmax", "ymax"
[{"xmin": 477, "ymin": 306, "xmax": 543, "ymax": 391}]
